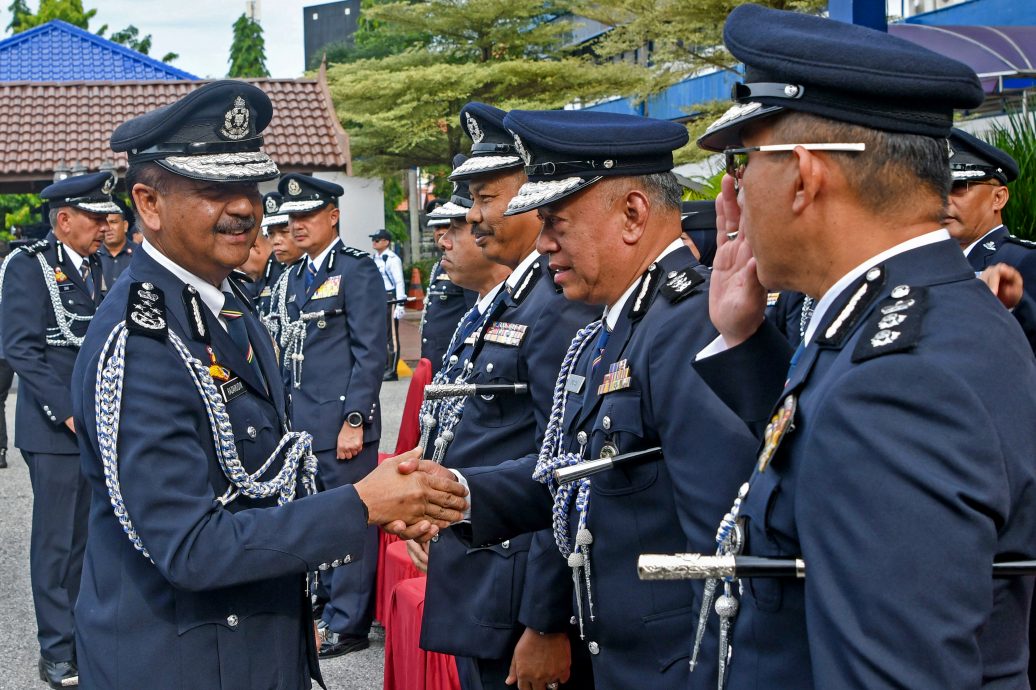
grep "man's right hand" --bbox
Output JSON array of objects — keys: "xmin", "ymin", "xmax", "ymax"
[
  {"xmin": 709, "ymin": 174, "xmax": 767, "ymax": 348},
  {"xmin": 354, "ymin": 448, "xmax": 468, "ymax": 539}
]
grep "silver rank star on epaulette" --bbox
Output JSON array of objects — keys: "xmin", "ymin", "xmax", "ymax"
[
  {"xmin": 341, "ymin": 246, "xmax": 370, "ymax": 259},
  {"xmin": 983, "ymin": 240, "xmax": 997, "ymax": 252},
  {"xmin": 852, "ymin": 284, "xmax": 926, "ymax": 363}
]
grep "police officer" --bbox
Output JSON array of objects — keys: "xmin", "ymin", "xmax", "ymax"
[
  {"xmin": 259, "ymin": 192, "xmax": 303, "ymax": 341},
  {"xmin": 680, "ymin": 200, "xmax": 718, "ymax": 267},
  {"xmin": 69, "ymin": 80, "xmax": 468, "ymax": 689},
  {"xmin": 237, "ymin": 192, "xmax": 284, "ymax": 314},
  {"xmin": 277, "ymin": 172, "xmax": 388, "ymax": 657},
  {"xmin": 421, "ymin": 157, "xmax": 479, "ymax": 374},
  {"xmin": 692, "ymin": 7, "xmax": 1036, "ymax": 688},
  {"xmin": 96, "ymin": 198, "xmax": 137, "ymax": 291},
  {"xmin": 0, "ymin": 170, "xmax": 112, "ymax": 688},
  {"xmin": 418, "ymin": 105, "xmax": 600, "ymax": 690},
  {"xmin": 370, "ymin": 228, "xmax": 406, "ymax": 381},
  {"xmin": 431, "ymin": 109, "xmax": 757, "ymax": 689}
]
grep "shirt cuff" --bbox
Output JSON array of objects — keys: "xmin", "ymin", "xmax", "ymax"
[
  {"xmin": 695, "ymin": 334, "xmax": 731, "ymax": 361},
  {"xmin": 448, "ymin": 469, "xmax": 472, "ymax": 523}
]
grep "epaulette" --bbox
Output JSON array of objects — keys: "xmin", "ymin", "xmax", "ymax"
[
  {"xmin": 814, "ymin": 266, "xmax": 885, "ymax": 348},
  {"xmin": 339, "ymin": 246, "xmax": 370, "ymax": 259},
  {"xmin": 230, "ymin": 268, "xmax": 254, "ymax": 283},
  {"xmin": 126, "ymin": 281, "xmax": 168, "ymax": 340},
  {"xmin": 629, "ymin": 264, "xmax": 661, "ymax": 320},
  {"xmin": 510, "ymin": 258, "xmax": 544, "ymax": 304},
  {"xmin": 22, "ymin": 240, "xmax": 49, "ymax": 255},
  {"xmin": 659, "ymin": 264, "xmax": 706, "ymax": 304},
  {"xmin": 853, "ymin": 284, "xmax": 926, "ymax": 363},
  {"xmin": 1004, "ymin": 234, "xmax": 1036, "ymax": 250}
]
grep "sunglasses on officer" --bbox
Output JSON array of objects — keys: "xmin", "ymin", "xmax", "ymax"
[
  {"xmin": 949, "ymin": 179, "xmax": 1000, "ymax": 196},
  {"xmin": 724, "ymin": 143, "xmax": 867, "ymax": 190}
]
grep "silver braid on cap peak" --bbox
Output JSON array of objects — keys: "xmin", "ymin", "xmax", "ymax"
[
  {"xmin": 94, "ymin": 320, "xmax": 317, "ymax": 563},
  {"xmin": 452, "ymin": 155, "xmax": 521, "ymax": 177},
  {"xmin": 163, "ymin": 151, "xmax": 278, "ymax": 179},
  {"xmin": 506, "ymin": 177, "xmax": 586, "ymax": 214}
]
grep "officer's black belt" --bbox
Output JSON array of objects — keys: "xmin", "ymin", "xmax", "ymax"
[
  {"xmin": 553, "ymin": 447, "xmax": 663, "ymax": 485},
  {"xmin": 423, "ymin": 383, "xmax": 528, "ymax": 400},
  {"xmin": 637, "ymin": 553, "xmax": 1036, "ymax": 581}
]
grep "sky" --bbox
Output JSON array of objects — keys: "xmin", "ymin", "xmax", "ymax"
[{"xmin": 0, "ymin": 1, "xmax": 313, "ymax": 79}]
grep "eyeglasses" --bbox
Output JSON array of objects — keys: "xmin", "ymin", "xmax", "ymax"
[
  {"xmin": 724, "ymin": 143, "xmax": 867, "ymax": 190},
  {"xmin": 950, "ymin": 180, "xmax": 1000, "ymax": 196}
]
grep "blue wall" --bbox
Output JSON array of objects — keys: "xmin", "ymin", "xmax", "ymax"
[{"xmin": 904, "ymin": 0, "xmax": 1036, "ymax": 26}]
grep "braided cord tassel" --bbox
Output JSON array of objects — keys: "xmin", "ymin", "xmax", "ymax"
[{"xmin": 95, "ymin": 320, "xmax": 316, "ymax": 563}]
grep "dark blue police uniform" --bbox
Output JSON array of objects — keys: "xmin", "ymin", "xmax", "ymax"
[
  {"xmin": 447, "ymin": 107, "xmax": 758, "ymax": 689},
  {"xmin": 96, "ymin": 240, "xmax": 137, "ymax": 293},
  {"xmin": 71, "ymin": 79, "xmax": 373, "ymax": 690},
  {"xmin": 0, "ymin": 171, "xmax": 112, "ymax": 685},
  {"xmin": 421, "ymin": 260, "xmax": 476, "ymax": 373},
  {"xmin": 420, "ymin": 105, "xmax": 599, "ymax": 689},
  {"xmin": 278, "ymin": 173, "xmax": 387, "ymax": 651},
  {"xmin": 689, "ymin": 7, "xmax": 1036, "ymax": 688}
]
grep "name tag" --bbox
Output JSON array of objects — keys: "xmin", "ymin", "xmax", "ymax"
[
  {"xmin": 220, "ymin": 377, "xmax": 247, "ymax": 404},
  {"xmin": 565, "ymin": 374, "xmax": 585, "ymax": 394},
  {"xmin": 314, "ymin": 275, "xmax": 341, "ymax": 298}
]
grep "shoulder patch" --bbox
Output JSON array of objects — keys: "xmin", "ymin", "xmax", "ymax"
[
  {"xmin": 852, "ymin": 286, "xmax": 926, "ymax": 363},
  {"xmin": 23, "ymin": 240, "xmax": 49, "ymax": 255},
  {"xmin": 1005, "ymin": 235, "xmax": 1036, "ymax": 250},
  {"xmin": 126, "ymin": 282, "xmax": 168, "ymax": 340},
  {"xmin": 659, "ymin": 265, "xmax": 705, "ymax": 304},
  {"xmin": 340, "ymin": 246, "xmax": 370, "ymax": 259}
]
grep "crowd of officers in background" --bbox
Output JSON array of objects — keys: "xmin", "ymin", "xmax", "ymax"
[{"xmin": 4, "ymin": 5, "xmax": 1036, "ymax": 690}]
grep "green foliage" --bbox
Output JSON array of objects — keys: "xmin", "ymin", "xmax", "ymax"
[
  {"xmin": 314, "ymin": 0, "xmax": 428, "ymax": 68},
  {"xmin": 9, "ymin": 0, "xmax": 95, "ymax": 31},
  {"xmin": 228, "ymin": 13, "xmax": 269, "ymax": 78},
  {"xmin": 405, "ymin": 258, "xmax": 437, "ymax": 289},
  {"xmin": 574, "ymin": 0, "xmax": 826, "ymax": 73},
  {"xmin": 986, "ymin": 110, "xmax": 1036, "ymax": 240},
  {"xmin": 0, "ymin": 193, "xmax": 40, "ymax": 239},
  {"xmin": 382, "ymin": 174, "xmax": 410, "ymax": 244}
]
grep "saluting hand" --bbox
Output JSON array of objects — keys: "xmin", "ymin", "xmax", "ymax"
[{"xmin": 709, "ymin": 174, "xmax": 767, "ymax": 348}]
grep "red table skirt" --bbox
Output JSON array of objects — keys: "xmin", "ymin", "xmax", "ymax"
[{"xmin": 383, "ymin": 576, "xmax": 461, "ymax": 690}]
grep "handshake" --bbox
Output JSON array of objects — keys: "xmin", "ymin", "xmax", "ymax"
[{"xmin": 353, "ymin": 447, "xmax": 468, "ymax": 541}]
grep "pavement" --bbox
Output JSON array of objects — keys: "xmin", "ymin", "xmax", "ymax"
[{"xmin": 0, "ymin": 369, "xmax": 416, "ymax": 690}]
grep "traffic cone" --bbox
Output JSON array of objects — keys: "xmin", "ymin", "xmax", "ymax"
[{"xmin": 406, "ymin": 267, "xmax": 424, "ymax": 309}]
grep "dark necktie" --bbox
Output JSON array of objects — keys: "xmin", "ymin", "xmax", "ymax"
[
  {"xmin": 590, "ymin": 327, "xmax": 610, "ymax": 378},
  {"xmin": 305, "ymin": 260, "xmax": 318, "ymax": 291},
  {"xmin": 220, "ymin": 291, "xmax": 264, "ymax": 385},
  {"xmin": 80, "ymin": 262, "xmax": 94, "ymax": 299}
]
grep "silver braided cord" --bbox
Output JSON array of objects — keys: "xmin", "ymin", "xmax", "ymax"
[
  {"xmin": 94, "ymin": 320, "xmax": 317, "ymax": 564},
  {"xmin": 532, "ymin": 319, "xmax": 603, "ymax": 637},
  {"xmin": 0, "ymin": 249, "xmax": 92, "ymax": 348},
  {"xmin": 259, "ymin": 269, "xmax": 292, "ymax": 342}
]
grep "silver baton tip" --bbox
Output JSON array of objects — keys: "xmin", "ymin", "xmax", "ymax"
[{"xmin": 637, "ymin": 553, "xmax": 736, "ymax": 580}]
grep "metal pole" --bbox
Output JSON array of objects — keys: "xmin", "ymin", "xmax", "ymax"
[{"xmin": 407, "ymin": 167, "xmax": 421, "ymax": 264}]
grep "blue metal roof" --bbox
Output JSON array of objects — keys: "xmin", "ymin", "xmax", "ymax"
[
  {"xmin": 0, "ymin": 19, "xmax": 198, "ymax": 82},
  {"xmin": 903, "ymin": 0, "xmax": 1036, "ymax": 27},
  {"xmin": 583, "ymin": 68, "xmax": 742, "ymax": 121}
]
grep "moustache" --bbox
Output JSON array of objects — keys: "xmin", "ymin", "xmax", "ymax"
[{"xmin": 214, "ymin": 218, "xmax": 256, "ymax": 235}]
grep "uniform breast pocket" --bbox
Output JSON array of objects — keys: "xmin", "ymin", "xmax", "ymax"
[
  {"xmin": 472, "ymin": 345, "xmax": 524, "ymax": 428},
  {"xmin": 590, "ymin": 392, "xmax": 657, "ymax": 495}
]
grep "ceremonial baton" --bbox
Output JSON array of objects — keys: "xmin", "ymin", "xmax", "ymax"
[
  {"xmin": 553, "ymin": 447, "xmax": 664, "ymax": 485},
  {"xmin": 387, "ymin": 296, "xmax": 417, "ymax": 305},
  {"xmin": 637, "ymin": 553, "xmax": 1036, "ymax": 581},
  {"xmin": 423, "ymin": 383, "xmax": 529, "ymax": 400}
]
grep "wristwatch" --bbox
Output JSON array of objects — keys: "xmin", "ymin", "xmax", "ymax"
[{"xmin": 346, "ymin": 411, "xmax": 364, "ymax": 428}]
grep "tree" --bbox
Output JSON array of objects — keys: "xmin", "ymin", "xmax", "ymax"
[
  {"xmin": 228, "ymin": 13, "xmax": 269, "ymax": 78},
  {"xmin": 325, "ymin": 0, "xmax": 659, "ymax": 176},
  {"xmin": 106, "ymin": 24, "xmax": 180, "ymax": 64},
  {"xmin": 6, "ymin": 0, "xmax": 30, "ymax": 33},
  {"xmin": 312, "ymin": 0, "xmax": 427, "ymax": 69},
  {"xmin": 9, "ymin": 0, "xmax": 95, "ymax": 31}
]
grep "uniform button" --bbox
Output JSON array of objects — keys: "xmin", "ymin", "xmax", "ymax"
[
  {"xmin": 486, "ymin": 363, "xmax": 494, "ymax": 373},
  {"xmin": 422, "ymin": 338, "xmax": 427, "ymax": 343},
  {"xmin": 226, "ymin": 614, "xmax": 239, "ymax": 628},
  {"xmin": 576, "ymin": 431, "xmax": 587, "ymax": 445},
  {"xmin": 602, "ymin": 416, "xmax": 611, "ymax": 431},
  {"xmin": 343, "ymin": 555, "xmax": 351, "ymax": 564},
  {"xmin": 246, "ymin": 426, "xmax": 257, "ymax": 439},
  {"xmin": 501, "ymin": 540, "xmax": 510, "ymax": 550},
  {"xmin": 331, "ymin": 559, "xmax": 341, "ymax": 567},
  {"xmin": 588, "ymin": 641, "xmax": 600, "ymax": 655},
  {"xmin": 318, "ymin": 563, "xmax": 329, "ymax": 571},
  {"xmin": 431, "ymin": 534, "xmax": 439, "ymax": 543},
  {"xmin": 570, "ymin": 616, "xmax": 577, "ymax": 625},
  {"xmin": 339, "ymin": 396, "xmax": 346, "ymax": 401}
]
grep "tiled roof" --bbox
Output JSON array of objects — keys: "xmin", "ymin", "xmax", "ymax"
[
  {"xmin": 0, "ymin": 74, "xmax": 352, "ymax": 185},
  {"xmin": 0, "ymin": 19, "xmax": 198, "ymax": 82}
]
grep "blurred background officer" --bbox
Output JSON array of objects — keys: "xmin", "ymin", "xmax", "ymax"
[
  {"xmin": 944, "ymin": 128, "xmax": 1036, "ymax": 296},
  {"xmin": 96, "ymin": 198, "xmax": 137, "ymax": 292},
  {"xmin": 279, "ymin": 172, "xmax": 388, "ymax": 658},
  {"xmin": 680, "ymin": 200, "xmax": 718, "ymax": 267},
  {"xmin": 72, "ymin": 81, "xmax": 466, "ymax": 690},
  {"xmin": 421, "ymin": 156, "xmax": 478, "ymax": 374},
  {"xmin": 0, "ymin": 170, "xmax": 112, "ymax": 688},
  {"xmin": 370, "ymin": 228, "xmax": 406, "ymax": 381},
  {"xmin": 419, "ymin": 103, "xmax": 598, "ymax": 690},
  {"xmin": 693, "ymin": 6, "xmax": 1036, "ymax": 689}
]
